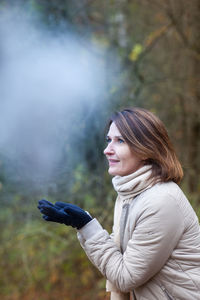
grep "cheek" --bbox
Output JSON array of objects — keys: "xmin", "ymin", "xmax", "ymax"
[{"xmin": 122, "ymin": 150, "xmax": 142, "ymax": 171}]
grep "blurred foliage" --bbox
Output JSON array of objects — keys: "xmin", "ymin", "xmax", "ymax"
[{"xmin": 0, "ymin": 0, "xmax": 200, "ymax": 299}]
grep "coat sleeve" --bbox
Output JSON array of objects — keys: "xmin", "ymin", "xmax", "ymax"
[{"xmin": 77, "ymin": 193, "xmax": 184, "ymax": 293}]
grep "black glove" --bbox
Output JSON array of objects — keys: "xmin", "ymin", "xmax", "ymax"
[{"xmin": 38, "ymin": 199, "xmax": 92, "ymax": 229}]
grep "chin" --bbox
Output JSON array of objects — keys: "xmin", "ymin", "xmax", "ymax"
[
  {"xmin": 108, "ymin": 167, "xmax": 136, "ymax": 177},
  {"xmin": 108, "ymin": 168, "xmax": 122, "ymax": 176},
  {"xmin": 108, "ymin": 168, "xmax": 117, "ymax": 176}
]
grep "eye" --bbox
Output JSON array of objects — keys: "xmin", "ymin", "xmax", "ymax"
[
  {"xmin": 106, "ymin": 137, "xmax": 111, "ymax": 143},
  {"xmin": 118, "ymin": 138, "xmax": 124, "ymax": 144}
]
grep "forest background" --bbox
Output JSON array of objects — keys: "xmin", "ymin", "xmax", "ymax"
[{"xmin": 0, "ymin": 0, "xmax": 199, "ymax": 299}]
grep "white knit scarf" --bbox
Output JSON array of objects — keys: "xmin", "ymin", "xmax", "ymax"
[{"xmin": 106, "ymin": 165, "xmax": 154, "ymax": 300}]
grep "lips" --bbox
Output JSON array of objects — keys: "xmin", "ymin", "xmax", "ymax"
[{"xmin": 108, "ymin": 158, "xmax": 120, "ymax": 165}]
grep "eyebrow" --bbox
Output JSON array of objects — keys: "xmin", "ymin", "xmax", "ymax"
[{"xmin": 106, "ymin": 135, "xmax": 124, "ymax": 138}]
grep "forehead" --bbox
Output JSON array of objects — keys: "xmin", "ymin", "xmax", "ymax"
[{"xmin": 107, "ymin": 122, "xmax": 122, "ymax": 136}]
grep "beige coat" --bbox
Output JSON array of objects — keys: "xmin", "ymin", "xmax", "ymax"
[{"xmin": 78, "ymin": 182, "xmax": 200, "ymax": 299}]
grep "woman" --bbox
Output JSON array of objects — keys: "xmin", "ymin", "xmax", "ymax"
[{"xmin": 38, "ymin": 108, "xmax": 200, "ymax": 300}]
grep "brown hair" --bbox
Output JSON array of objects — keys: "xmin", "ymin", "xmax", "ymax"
[{"xmin": 108, "ymin": 107, "xmax": 183, "ymax": 184}]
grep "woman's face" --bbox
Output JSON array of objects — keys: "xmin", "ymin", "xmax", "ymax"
[{"xmin": 104, "ymin": 122, "xmax": 143, "ymax": 176}]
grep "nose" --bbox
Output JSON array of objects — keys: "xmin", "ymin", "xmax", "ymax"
[{"xmin": 103, "ymin": 143, "xmax": 114, "ymax": 155}]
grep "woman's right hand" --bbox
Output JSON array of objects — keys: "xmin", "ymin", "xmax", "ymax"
[{"xmin": 37, "ymin": 199, "xmax": 92, "ymax": 229}]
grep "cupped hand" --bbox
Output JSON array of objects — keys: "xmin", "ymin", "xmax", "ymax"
[{"xmin": 38, "ymin": 199, "xmax": 92, "ymax": 229}]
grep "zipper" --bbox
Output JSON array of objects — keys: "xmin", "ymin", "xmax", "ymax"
[
  {"xmin": 120, "ymin": 203, "xmax": 130, "ymax": 253},
  {"xmin": 160, "ymin": 285, "xmax": 174, "ymax": 300},
  {"xmin": 132, "ymin": 290, "xmax": 137, "ymax": 300}
]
